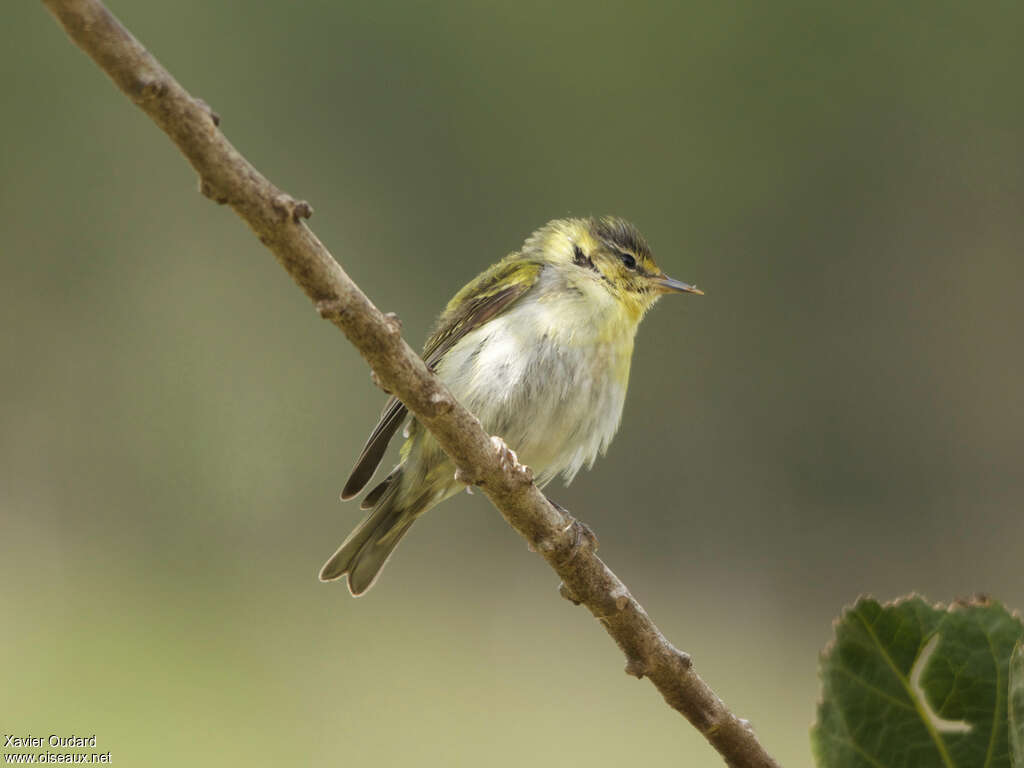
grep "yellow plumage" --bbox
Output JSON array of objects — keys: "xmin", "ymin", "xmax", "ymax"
[{"xmin": 320, "ymin": 217, "xmax": 702, "ymax": 595}]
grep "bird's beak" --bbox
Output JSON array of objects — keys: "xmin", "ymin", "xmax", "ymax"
[{"xmin": 652, "ymin": 275, "xmax": 704, "ymax": 295}]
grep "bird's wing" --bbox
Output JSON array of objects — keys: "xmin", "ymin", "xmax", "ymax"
[
  {"xmin": 340, "ymin": 397, "xmax": 407, "ymax": 500},
  {"xmin": 340, "ymin": 258, "xmax": 543, "ymax": 500}
]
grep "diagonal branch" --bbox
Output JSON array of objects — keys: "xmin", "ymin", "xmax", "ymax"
[{"xmin": 39, "ymin": 2, "xmax": 781, "ymax": 766}]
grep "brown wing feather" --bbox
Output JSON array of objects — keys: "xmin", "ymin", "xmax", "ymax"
[
  {"xmin": 339, "ymin": 258, "xmax": 543, "ymax": 501},
  {"xmin": 359, "ymin": 470, "xmax": 398, "ymax": 509},
  {"xmin": 340, "ymin": 398, "xmax": 406, "ymax": 500}
]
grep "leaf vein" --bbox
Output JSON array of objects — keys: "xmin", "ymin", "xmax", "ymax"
[
  {"xmin": 855, "ymin": 608, "xmax": 957, "ymax": 768},
  {"xmin": 982, "ymin": 627, "xmax": 1003, "ymax": 768},
  {"xmin": 834, "ymin": 665, "xmax": 916, "ymax": 712}
]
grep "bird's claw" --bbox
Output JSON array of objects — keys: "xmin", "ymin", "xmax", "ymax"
[
  {"xmin": 547, "ymin": 497, "xmax": 599, "ymax": 560},
  {"xmin": 567, "ymin": 517, "xmax": 599, "ymax": 555},
  {"xmin": 491, "ymin": 435, "xmax": 534, "ymax": 485}
]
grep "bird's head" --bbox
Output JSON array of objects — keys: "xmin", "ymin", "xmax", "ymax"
[{"xmin": 524, "ymin": 216, "xmax": 703, "ymax": 320}]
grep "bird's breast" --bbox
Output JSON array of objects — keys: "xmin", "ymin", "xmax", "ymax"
[{"xmin": 436, "ymin": 292, "xmax": 637, "ymax": 485}]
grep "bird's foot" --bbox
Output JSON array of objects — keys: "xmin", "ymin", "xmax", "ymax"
[
  {"xmin": 457, "ymin": 436, "xmax": 534, "ymax": 489},
  {"xmin": 567, "ymin": 517, "xmax": 599, "ymax": 555},
  {"xmin": 491, "ymin": 435, "xmax": 534, "ymax": 485},
  {"xmin": 546, "ymin": 496, "xmax": 599, "ymax": 558}
]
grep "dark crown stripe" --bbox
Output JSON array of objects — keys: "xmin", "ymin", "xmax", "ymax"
[{"xmin": 591, "ymin": 216, "xmax": 651, "ymax": 260}]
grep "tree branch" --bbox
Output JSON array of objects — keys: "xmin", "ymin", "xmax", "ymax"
[{"xmin": 40, "ymin": 2, "xmax": 781, "ymax": 765}]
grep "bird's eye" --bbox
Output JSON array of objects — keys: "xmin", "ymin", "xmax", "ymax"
[{"xmin": 617, "ymin": 251, "xmax": 637, "ymax": 270}]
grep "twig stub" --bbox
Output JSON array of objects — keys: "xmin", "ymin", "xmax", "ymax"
[
  {"xmin": 194, "ymin": 97, "xmax": 221, "ymax": 126},
  {"xmin": 271, "ymin": 193, "xmax": 313, "ymax": 223}
]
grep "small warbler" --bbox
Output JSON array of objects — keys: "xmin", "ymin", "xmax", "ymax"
[{"xmin": 320, "ymin": 216, "xmax": 702, "ymax": 595}]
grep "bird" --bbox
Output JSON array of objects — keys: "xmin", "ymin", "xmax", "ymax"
[{"xmin": 319, "ymin": 216, "xmax": 703, "ymax": 595}]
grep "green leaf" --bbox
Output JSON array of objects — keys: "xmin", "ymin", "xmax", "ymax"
[
  {"xmin": 1011, "ymin": 641, "xmax": 1024, "ymax": 768},
  {"xmin": 812, "ymin": 595, "xmax": 1024, "ymax": 768}
]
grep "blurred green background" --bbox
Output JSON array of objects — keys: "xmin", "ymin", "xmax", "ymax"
[{"xmin": 3, "ymin": 1, "xmax": 1022, "ymax": 765}]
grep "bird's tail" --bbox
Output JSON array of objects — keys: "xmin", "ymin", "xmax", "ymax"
[{"xmin": 319, "ymin": 475, "xmax": 427, "ymax": 596}]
